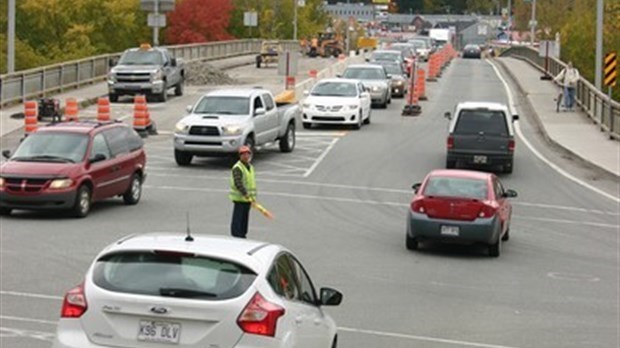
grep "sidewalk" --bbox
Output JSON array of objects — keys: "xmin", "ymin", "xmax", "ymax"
[{"xmin": 496, "ymin": 57, "xmax": 620, "ymax": 178}]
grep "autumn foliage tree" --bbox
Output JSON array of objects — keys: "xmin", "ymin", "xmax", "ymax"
[{"xmin": 165, "ymin": 0, "xmax": 235, "ymax": 44}]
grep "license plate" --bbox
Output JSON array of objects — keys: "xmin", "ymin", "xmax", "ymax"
[
  {"xmin": 473, "ymin": 155, "xmax": 487, "ymax": 164},
  {"xmin": 441, "ymin": 225, "xmax": 460, "ymax": 236},
  {"xmin": 137, "ymin": 320, "xmax": 181, "ymax": 344}
]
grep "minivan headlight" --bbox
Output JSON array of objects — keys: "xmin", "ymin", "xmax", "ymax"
[{"xmin": 49, "ymin": 179, "xmax": 73, "ymax": 189}]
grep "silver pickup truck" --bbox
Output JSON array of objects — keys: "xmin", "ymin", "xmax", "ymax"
[
  {"xmin": 107, "ymin": 44, "xmax": 185, "ymax": 103},
  {"xmin": 173, "ymin": 88, "xmax": 299, "ymax": 165}
]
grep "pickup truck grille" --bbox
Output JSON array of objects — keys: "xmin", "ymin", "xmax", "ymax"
[
  {"xmin": 116, "ymin": 72, "xmax": 151, "ymax": 83},
  {"xmin": 189, "ymin": 126, "xmax": 220, "ymax": 136}
]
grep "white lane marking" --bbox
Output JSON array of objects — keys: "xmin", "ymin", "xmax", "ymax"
[
  {"xmin": 0, "ymin": 315, "xmax": 57, "ymax": 325},
  {"xmin": 547, "ymin": 272, "xmax": 600, "ymax": 282},
  {"xmin": 338, "ymin": 327, "xmax": 521, "ymax": 348},
  {"xmin": 0, "ymin": 290, "xmax": 62, "ymax": 300},
  {"xmin": 487, "ymin": 59, "xmax": 620, "ymax": 204},
  {"xmin": 0, "ymin": 327, "xmax": 55, "ymax": 341},
  {"xmin": 144, "ymin": 171, "xmax": 619, "ymax": 215},
  {"xmin": 304, "ymin": 138, "xmax": 339, "ymax": 177},
  {"xmin": 143, "ymin": 185, "xmax": 618, "ymax": 228}
]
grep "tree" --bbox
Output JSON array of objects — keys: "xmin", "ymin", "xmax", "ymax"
[{"xmin": 165, "ymin": 0, "xmax": 235, "ymax": 44}]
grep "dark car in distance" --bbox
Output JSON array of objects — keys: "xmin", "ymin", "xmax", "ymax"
[
  {"xmin": 462, "ymin": 44, "xmax": 482, "ymax": 59},
  {"xmin": 406, "ymin": 169, "xmax": 517, "ymax": 257},
  {"xmin": 0, "ymin": 120, "xmax": 146, "ymax": 217}
]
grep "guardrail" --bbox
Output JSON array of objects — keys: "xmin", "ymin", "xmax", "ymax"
[
  {"xmin": 502, "ymin": 46, "xmax": 620, "ymax": 140},
  {"xmin": 0, "ymin": 39, "xmax": 300, "ymax": 109}
]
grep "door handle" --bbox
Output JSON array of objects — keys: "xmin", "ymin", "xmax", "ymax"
[{"xmin": 111, "ymin": 165, "xmax": 121, "ymax": 172}]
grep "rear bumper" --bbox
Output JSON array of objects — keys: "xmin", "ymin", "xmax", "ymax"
[
  {"xmin": 447, "ymin": 151, "xmax": 513, "ymax": 166},
  {"xmin": 0, "ymin": 189, "xmax": 76, "ymax": 210},
  {"xmin": 407, "ymin": 210, "xmax": 499, "ymax": 245}
]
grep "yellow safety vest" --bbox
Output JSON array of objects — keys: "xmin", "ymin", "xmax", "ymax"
[{"xmin": 229, "ymin": 161, "xmax": 257, "ymax": 202}]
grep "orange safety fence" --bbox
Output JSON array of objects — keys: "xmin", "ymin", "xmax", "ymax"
[{"xmin": 24, "ymin": 100, "xmax": 38, "ymax": 136}]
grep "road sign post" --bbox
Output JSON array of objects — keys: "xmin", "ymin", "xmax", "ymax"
[{"xmin": 604, "ymin": 52, "xmax": 617, "ymax": 138}]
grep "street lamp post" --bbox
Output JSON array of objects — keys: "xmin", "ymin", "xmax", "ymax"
[
  {"xmin": 530, "ymin": 0, "xmax": 537, "ymax": 45},
  {"xmin": 595, "ymin": 0, "xmax": 604, "ymax": 91},
  {"xmin": 8, "ymin": 0, "xmax": 15, "ymax": 73},
  {"xmin": 293, "ymin": 0, "xmax": 298, "ymax": 41}
]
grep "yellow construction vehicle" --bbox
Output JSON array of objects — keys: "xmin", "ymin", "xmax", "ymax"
[{"xmin": 317, "ymin": 32, "xmax": 344, "ymax": 58}]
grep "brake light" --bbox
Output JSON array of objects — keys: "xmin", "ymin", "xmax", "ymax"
[
  {"xmin": 411, "ymin": 198, "xmax": 425, "ymax": 214},
  {"xmin": 60, "ymin": 282, "xmax": 87, "ymax": 318},
  {"xmin": 447, "ymin": 136, "xmax": 454, "ymax": 149},
  {"xmin": 237, "ymin": 292, "xmax": 285, "ymax": 337},
  {"xmin": 508, "ymin": 139, "xmax": 515, "ymax": 152},
  {"xmin": 478, "ymin": 203, "xmax": 498, "ymax": 218}
]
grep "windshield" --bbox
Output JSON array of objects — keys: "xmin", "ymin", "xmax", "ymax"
[
  {"xmin": 193, "ymin": 96, "xmax": 250, "ymax": 115},
  {"xmin": 93, "ymin": 251, "xmax": 257, "ymax": 301},
  {"xmin": 380, "ymin": 64, "xmax": 403, "ymax": 75},
  {"xmin": 12, "ymin": 132, "xmax": 89, "ymax": 163},
  {"xmin": 342, "ymin": 68, "xmax": 386, "ymax": 80},
  {"xmin": 371, "ymin": 52, "xmax": 401, "ymax": 62},
  {"xmin": 423, "ymin": 177, "xmax": 488, "ymax": 199},
  {"xmin": 409, "ymin": 40, "xmax": 426, "ymax": 49},
  {"xmin": 311, "ymin": 82, "xmax": 357, "ymax": 97},
  {"xmin": 118, "ymin": 51, "xmax": 163, "ymax": 65}
]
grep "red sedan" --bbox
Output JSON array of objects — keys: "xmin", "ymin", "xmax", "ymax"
[{"xmin": 406, "ymin": 169, "xmax": 517, "ymax": 257}]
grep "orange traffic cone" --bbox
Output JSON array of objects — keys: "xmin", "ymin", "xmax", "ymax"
[
  {"xmin": 417, "ymin": 69, "xmax": 427, "ymax": 100},
  {"xmin": 65, "ymin": 98, "xmax": 79, "ymax": 121},
  {"xmin": 427, "ymin": 55, "xmax": 438, "ymax": 82},
  {"xmin": 96, "ymin": 97, "xmax": 111, "ymax": 122},
  {"xmin": 133, "ymin": 95, "xmax": 149, "ymax": 136},
  {"xmin": 24, "ymin": 100, "xmax": 38, "ymax": 136}
]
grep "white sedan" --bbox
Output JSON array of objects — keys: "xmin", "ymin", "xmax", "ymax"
[
  {"xmin": 52, "ymin": 233, "xmax": 343, "ymax": 348},
  {"xmin": 301, "ymin": 78, "xmax": 371, "ymax": 130}
]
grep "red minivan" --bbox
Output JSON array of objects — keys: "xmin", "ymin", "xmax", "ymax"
[{"xmin": 0, "ymin": 120, "xmax": 146, "ymax": 217}]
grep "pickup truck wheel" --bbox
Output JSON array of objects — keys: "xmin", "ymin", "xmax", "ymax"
[
  {"xmin": 279, "ymin": 122, "xmax": 295, "ymax": 152},
  {"xmin": 109, "ymin": 93, "xmax": 119, "ymax": 103},
  {"xmin": 256, "ymin": 56, "xmax": 262, "ymax": 68},
  {"xmin": 159, "ymin": 83, "xmax": 168, "ymax": 102},
  {"xmin": 244, "ymin": 137, "xmax": 256, "ymax": 154},
  {"xmin": 174, "ymin": 79, "xmax": 184, "ymax": 96},
  {"xmin": 175, "ymin": 150, "xmax": 193, "ymax": 166}
]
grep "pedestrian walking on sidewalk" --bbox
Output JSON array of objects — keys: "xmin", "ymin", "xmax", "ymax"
[
  {"xmin": 554, "ymin": 61, "xmax": 580, "ymax": 111},
  {"xmin": 229, "ymin": 146, "xmax": 257, "ymax": 239}
]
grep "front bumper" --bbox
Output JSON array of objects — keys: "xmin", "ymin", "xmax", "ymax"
[
  {"xmin": 302, "ymin": 108, "xmax": 361, "ymax": 125},
  {"xmin": 174, "ymin": 133, "xmax": 246, "ymax": 155},
  {"xmin": 368, "ymin": 90, "xmax": 387, "ymax": 104},
  {"xmin": 407, "ymin": 210, "xmax": 499, "ymax": 245},
  {"xmin": 0, "ymin": 188, "xmax": 76, "ymax": 211},
  {"xmin": 108, "ymin": 80, "xmax": 164, "ymax": 95}
]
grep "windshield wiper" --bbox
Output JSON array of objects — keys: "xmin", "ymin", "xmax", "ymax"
[
  {"xmin": 159, "ymin": 288, "xmax": 217, "ymax": 298},
  {"xmin": 12, "ymin": 155, "xmax": 75, "ymax": 163}
]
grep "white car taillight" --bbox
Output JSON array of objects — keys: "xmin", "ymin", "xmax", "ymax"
[
  {"xmin": 237, "ymin": 292, "xmax": 285, "ymax": 337},
  {"xmin": 61, "ymin": 282, "xmax": 88, "ymax": 318}
]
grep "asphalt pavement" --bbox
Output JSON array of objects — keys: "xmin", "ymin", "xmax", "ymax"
[{"xmin": 1, "ymin": 55, "xmax": 617, "ymax": 180}]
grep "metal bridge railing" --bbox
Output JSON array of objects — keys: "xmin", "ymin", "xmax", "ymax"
[
  {"xmin": 502, "ymin": 46, "xmax": 620, "ymax": 140},
  {"xmin": 0, "ymin": 39, "xmax": 300, "ymax": 109}
]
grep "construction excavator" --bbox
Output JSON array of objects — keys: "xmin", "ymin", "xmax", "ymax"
[{"xmin": 307, "ymin": 32, "xmax": 344, "ymax": 58}]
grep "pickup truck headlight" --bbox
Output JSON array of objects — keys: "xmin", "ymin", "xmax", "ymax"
[
  {"xmin": 151, "ymin": 70, "xmax": 163, "ymax": 82},
  {"xmin": 222, "ymin": 125, "xmax": 244, "ymax": 136},
  {"xmin": 49, "ymin": 178, "xmax": 73, "ymax": 189},
  {"xmin": 107, "ymin": 72, "xmax": 116, "ymax": 82},
  {"xmin": 348, "ymin": 104, "xmax": 359, "ymax": 110},
  {"xmin": 175, "ymin": 121, "xmax": 189, "ymax": 134}
]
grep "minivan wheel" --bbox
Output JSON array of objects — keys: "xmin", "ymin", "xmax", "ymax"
[
  {"xmin": 123, "ymin": 174, "xmax": 142, "ymax": 205},
  {"xmin": 72, "ymin": 185, "xmax": 91, "ymax": 218},
  {"xmin": 175, "ymin": 150, "xmax": 193, "ymax": 166}
]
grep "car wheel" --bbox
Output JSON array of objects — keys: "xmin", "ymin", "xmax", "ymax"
[
  {"xmin": 302, "ymin": 122, "xmax": 312, "ymax": 129},
  {"xmin": 502, "ymin": 227, "xmax": 510, "ymax": 241},
  {"xmin": 174, "ymin": 79, "xmax": 184, "ymax": 96},
  {"xmin": 159, "ymin": 83, "xmax": 168, "ymax": 102},
  {"xmin": 331, "ymin": 335, "xmax": 338, "ymax": 348},
  {"xmin": 353, "ymin": 111, "xmax": 362, "ymax": 130},
  {"xmin": 446, "ymin": 159, "xmax": 456, "ymax": 169},
  {"xmin": 175, "ymin": 149, "xmax": 193, "ymax": 166},
  {"xmin": 363, "ymin": 107, "xmax": 371, "ymax": 124},
  {"xmin": 489, "ymin": 238, "xmax": 501, "ymax": 257},
  {"xmin": 109, "ymin": 93, "xmax": 119, "ymax": 103},
  {"xmin": 0, "ymin": 207, "xmax": 12, "ymax": 216},
  {"xmin": 406, "ymin": 235, "xmax": 419, "ymax": 250},
  {"xmin": 256, "ymin": 56, "xmax": 262, "ymax": 68},
  {"xmin": 244, "ymin": 136, "xmax": 256, "ymax": 154},
  {"xmin": 279, "ymin": 122, "xmax": 295, "ymax": 152},
  {"xmin": 123, "ymin": 174, "xmax": 142, "ymax": 205},
  {"xmin": 71, "ymin": 185, "xmax": 91, "ymax": 218}
]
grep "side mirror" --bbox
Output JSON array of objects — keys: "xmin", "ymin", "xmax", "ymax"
[
  {"xmin": 254, "ymin": 107, "xmax": 266, "ymax": 116},
  {"xmin": 2, "ymin": 150, "xmax": 11, "ymax": 159},
  {"xmin": 386, "ymin": 74, "xmax": 393, "ymax": 78},
  {"xmin": 170, "ymin": 58, "xmax": 177, "ymax": 67},
  {"xmin": 412, "ymin": 183, "xmax": 421, "ymax": 193},
  {"xmin": 89, "ymin": 153, "xmax": 107, "ymax": 164},
  {"xmin": 303, "ymin": 90, "xmax": 310, "ymax": 97},
  {"xmin": 186, "ymin": 105, "xmax": 193, "ymax": 113},
  {"xmin": 335, "ymin": 73, "xmax": 342, "ymax": 78},
  {"xmin": 319, "ymin": 287, "xmax": 343, "ymax": 306},
  {"xmin": 503, "ymin": 189, "xmax": 518, "ymax": 198},
  {"xmin": 444, "ymin": 111, "xmax": 451, "ymax": 119},
  {"xmin": 365, "ymin": 57, "xmax": 370, "ymax": 62},
  {"xmin": 512, "ymin": 114, "xmax": 519, "ymax": 121}
]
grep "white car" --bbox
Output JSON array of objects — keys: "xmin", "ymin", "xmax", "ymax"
[
  {"xmin": 301, "ymin": 78, "xmax": 372, "ymax": 129},
  {"xmin": 52, "ymin": 233, "xmax": 343, "ymax": 348}
]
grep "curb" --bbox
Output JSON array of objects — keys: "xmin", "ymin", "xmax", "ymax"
[{"xmin": 494, "ymin": 58, "xmax": 619, "ymax": 179}]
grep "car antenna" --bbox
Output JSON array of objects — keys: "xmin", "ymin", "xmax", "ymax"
[{"xmin": 185, "ymin": 212, "xmax": 194, "ymax": 242}]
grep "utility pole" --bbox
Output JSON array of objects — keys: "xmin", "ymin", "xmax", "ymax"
[
  {"xmin": 293, "ymin": 0, "xmax": 298, "ymax": 41},
  {"xmin": 8, "ymin": 0, "xmax": 15, "ymax": 73},
  {"xmin": 530, "ymin": 0, "xmax": 536, "ymax": 45},
  {"xmin": 153, "ymin": 0, "xmax": 159, "ymax": 46},
  {"xmin": 595, "ymin": 0, "xmax": 604, "ymax": 91}
]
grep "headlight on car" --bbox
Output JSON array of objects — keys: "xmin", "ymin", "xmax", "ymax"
[
  {"xmin": 371, "ymin": 86, "xmax": 379, "ymax": 92},
  {"xmin": 396, "ymin": 80, "xmax": 404, "ymax": 85},
  {"xmin": 151, "ymin": 70, "xmax": 163, "ymax": 82},
  {"xmin": 49, "ymin": 178, "xmax": 73, "ymax": 189},
  {"xmin": 175, "ymin": 121, "xmax": 189, "ymax": 134},
  {"xmin": 222, "ymin": 125, "xmax": 244, "ymax": 136},
  {"xmin": 348, "ymin": 104, "xmax": 359, "ymax": 110},
  {"xmin": 107, "ymin": 72, "xmax": 116, "ymax": 82}
]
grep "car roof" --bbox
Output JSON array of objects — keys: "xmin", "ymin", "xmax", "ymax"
[
  {"xmin": 101, "ymin": 233, "xmax": 283, "ymax": 273},
  {"xmin": 456, "ymin": 101, "xmax": 509, "ymax": 112},
  {"xmin": 347, "ymin": 64, "xmax": 385, "ymax": 70},
  {"xmin": 36, "ymin": 120, "xmax": 125, "ymax": 135},
  {"xmin": 207, "ymin": 88, "xmax": 266, "ymax": 98},
  {"xmin": 428, "ymin": 169, "xmax": 491, "ymax": 181},
  {"xmin": 316, "ymin": 78, "xmax": 359, "ymax": 84},
  {"xmin": 372, "ymin": 49, "xmax": 402, "ymax": 54}
]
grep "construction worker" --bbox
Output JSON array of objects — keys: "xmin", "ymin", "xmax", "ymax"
[
  {"xmin": 309, "ymin": 36, "xmax": 319, "ymax": 57},
  {"xmin": 229, "ymin": 145, "xmax": 256, "ymax": 238},
  {"xmin": 300, "ymin": 37, "xmax": 308, "ymax": 55}
]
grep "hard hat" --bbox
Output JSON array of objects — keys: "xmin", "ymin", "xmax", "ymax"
[{"xmin": 239, "ymin": 145, "xmax": 252, "ymax": 154}]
